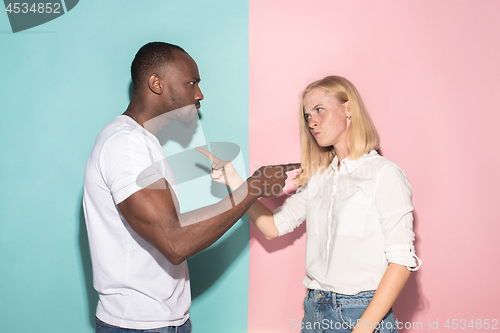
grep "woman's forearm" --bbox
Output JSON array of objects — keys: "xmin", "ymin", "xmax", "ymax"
[
  {"xmin": 227, "ymin": 173, "xmax": 279, "ymax": 240},
  {"xmin": 245, "ymin": 200, "xmax": 279, "ymax": 240},
  {"xmin": 352, "ymin": 263, "xmax": 411, "ymax": 333}
]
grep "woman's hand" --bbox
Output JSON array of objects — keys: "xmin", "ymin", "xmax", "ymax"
[{"xmin": 196, "ymin": 147, "xmax": 244, "ymax": 190}]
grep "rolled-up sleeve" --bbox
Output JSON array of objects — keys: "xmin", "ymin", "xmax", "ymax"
[
  {"xmin": 273, "ymin": 183, "xmax": 309, "ymax": 236},
  {"xmin": 375, "ymin": 164, "xmax": 422, "ymax": 271}
]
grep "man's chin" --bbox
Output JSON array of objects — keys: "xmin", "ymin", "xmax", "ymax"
[
  {"xmin": 180, "ymin": 113, "xmax": 198, "ymax": 128},
  {"xmin": 181, "ymin": 120, "xmax": 194, "ymax": 128}
]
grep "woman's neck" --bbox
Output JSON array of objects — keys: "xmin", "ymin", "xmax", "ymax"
[{"xmin": 334, "ymin": 143, "xmax": 350, "ymax": 170}]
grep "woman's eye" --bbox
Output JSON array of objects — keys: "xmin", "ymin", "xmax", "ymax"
[
  {"xmin": 304, "ymin": 114, "xmax": 311, "ymax": 121},
  {"xmin": 316, "ymin": 107, "xmax": 323, "ymax": 113}
]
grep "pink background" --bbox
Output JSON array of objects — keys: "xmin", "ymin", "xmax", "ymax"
[{"xmin": 248, "ymin": 1, "xmax": 500, "ymax": 332}]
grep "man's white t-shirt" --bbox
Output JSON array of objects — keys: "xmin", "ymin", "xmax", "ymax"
[{"xmin": 83, "ymin": 115, "xmax": 190, "ymax": 329}]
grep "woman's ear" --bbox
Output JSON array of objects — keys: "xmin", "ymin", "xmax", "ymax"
[{"xmin": 343, "ymin": 101, "xmax": 351, "ymax": 117}]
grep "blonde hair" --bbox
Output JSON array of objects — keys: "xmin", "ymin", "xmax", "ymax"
[{"xmin": 296, "ymin": 76, "xmax": 380, "ymax": 185}]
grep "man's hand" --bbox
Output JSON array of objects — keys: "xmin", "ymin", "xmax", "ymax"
[{"xmin": 248, "ymin": 164, "xmax": 301, "ymax": 198}]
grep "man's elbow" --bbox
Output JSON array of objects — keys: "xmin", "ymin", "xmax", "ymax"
[
  {"xmin": 162, "ymin": 244, "xmax": 188, "ymax": 266},
  {"xmin": 169, "ymin": 255, "xmax": 186, "ymax": 266}
]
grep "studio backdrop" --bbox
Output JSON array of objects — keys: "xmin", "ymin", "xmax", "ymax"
[{"xmin": 1, "ymin": 1, "xmax": 499, "ymax": 332}]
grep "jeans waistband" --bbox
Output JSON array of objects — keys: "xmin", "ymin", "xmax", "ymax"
[{"xmin": 307, "ymin": 289, "xmax": 375, "ymax": 304}]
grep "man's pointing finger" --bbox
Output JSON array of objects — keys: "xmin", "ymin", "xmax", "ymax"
[{"xmin": 284, "ymin": 163, "xmax": 302, "ymax": 172}]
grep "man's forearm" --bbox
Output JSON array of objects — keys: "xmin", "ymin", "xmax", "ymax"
[
  {"xmin": 119, "ymin": 164, "xmax": 296, "ymax": 265},
  {"xmin": 169, "ymin": 180, "xmax": 258, "ymax": 263}
]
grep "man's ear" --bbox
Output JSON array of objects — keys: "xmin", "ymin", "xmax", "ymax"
[{"xmin": 148, "ymin": 74, "xmax": 163, "ymax": 95}]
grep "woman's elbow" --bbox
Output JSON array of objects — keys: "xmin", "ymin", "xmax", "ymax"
[{"xmin": 263, "ymin": 229, "xmax": 279, "ymax": 240}]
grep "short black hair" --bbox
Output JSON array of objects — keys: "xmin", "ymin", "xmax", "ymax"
[{"xmin": 131, "ymin": 42, "xmax": 187, "ymax": 90}]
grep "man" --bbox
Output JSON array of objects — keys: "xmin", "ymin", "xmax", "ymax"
[{"xmin": 83, "ymin": 42, "xmax": 298, "ymax": 332}]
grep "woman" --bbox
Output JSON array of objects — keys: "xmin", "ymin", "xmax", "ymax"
[{"xmin": 198, "ymin": 75, "xmax": 421, "ymax": 333}]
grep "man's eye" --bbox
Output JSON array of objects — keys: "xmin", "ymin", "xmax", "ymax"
[{"xmin": 189, "ymin": 82, "xmax": 195, "ymax": 86}]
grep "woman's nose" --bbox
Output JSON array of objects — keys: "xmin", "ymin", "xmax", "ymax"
[{"xmin": 308, "ymin": 116, "xmax": 318, "ymax": 129}]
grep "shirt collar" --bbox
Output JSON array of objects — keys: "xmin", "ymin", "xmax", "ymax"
[
  {"xmin": 326, "ymin": 155, "xmax": 339, "ymax": 176},
  {"xmin": 330, "ymin": 150, "xmax": 378, "ymax": 175}
]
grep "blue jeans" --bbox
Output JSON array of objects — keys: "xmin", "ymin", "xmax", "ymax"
[
  {"xmin": 95, "ymin": 317, "xmax": 192, "ymax": 333},
  {"xmin": 301, "ymin": 289, "xmax": 397, "ymax": 333}
]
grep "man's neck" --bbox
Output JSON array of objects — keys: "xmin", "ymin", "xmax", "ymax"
[{"xmin": 124, "ymin": 94, "xmax": 171, "ymax": 135}]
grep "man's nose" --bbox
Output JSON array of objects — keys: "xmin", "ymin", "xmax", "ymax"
[{"xmin": 196, "ymin": 86, "xmax": 204, "ymax": 101}]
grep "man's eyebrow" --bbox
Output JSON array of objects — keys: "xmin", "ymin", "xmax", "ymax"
[{"xmin": 191, "ymin": 76, "xmax": 201, "ymax": 82}]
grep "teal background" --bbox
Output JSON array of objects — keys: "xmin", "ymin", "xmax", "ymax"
[{"xmin": 0, "ymin": 1, "xmax": 249, "ymax": 332}]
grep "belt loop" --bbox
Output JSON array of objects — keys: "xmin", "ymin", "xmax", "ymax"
[{"xmin": 332, "ymin": 291, "xmax": 337, "ymax": 305}]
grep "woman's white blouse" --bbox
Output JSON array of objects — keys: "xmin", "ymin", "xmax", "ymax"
[{"xmin": 274, "ymin": 150, "xmax": 421, "ymax": 295}]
